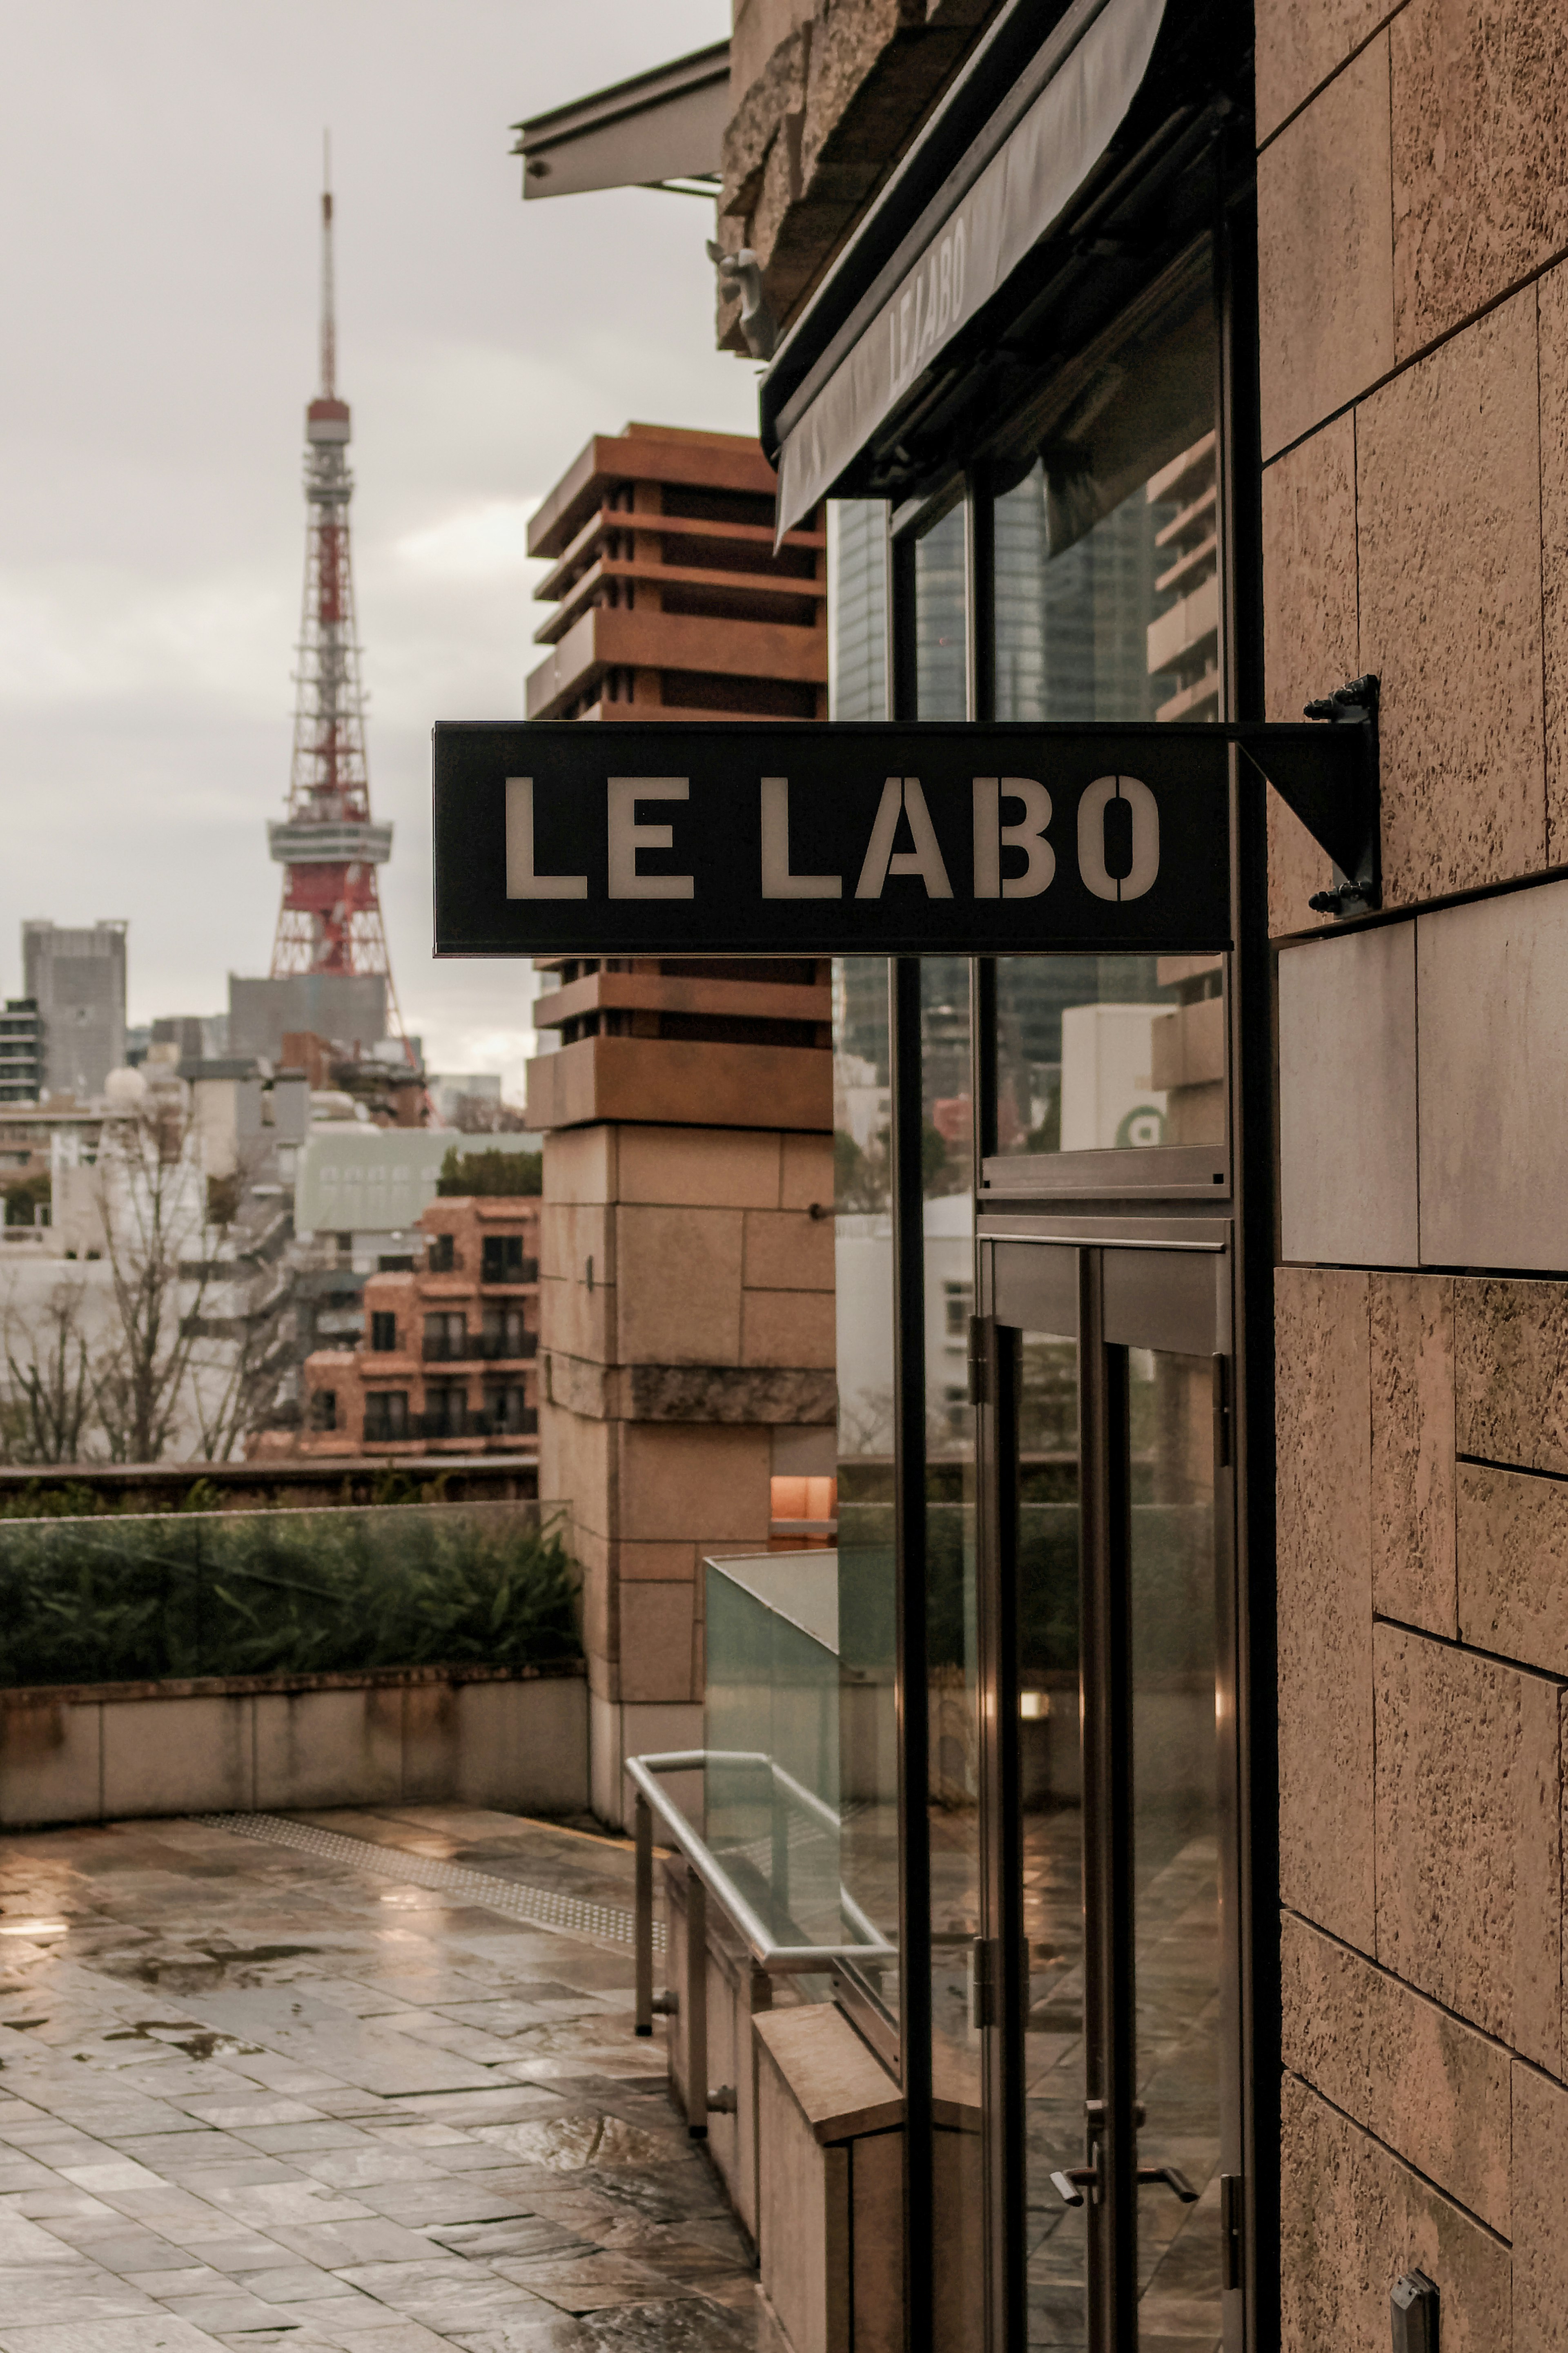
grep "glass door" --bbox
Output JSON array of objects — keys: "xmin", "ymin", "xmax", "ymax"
[{"xmin": 979, "ymin": 1240, "xmax": 1239, "ymax": 2353}]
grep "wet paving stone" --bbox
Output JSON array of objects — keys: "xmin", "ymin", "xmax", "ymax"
[{"xmin": 0, "ymin": 1809, "xmax": 763, "ymax": 2352}]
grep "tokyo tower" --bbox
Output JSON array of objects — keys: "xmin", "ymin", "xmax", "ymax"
[{"xmin": 268, "ymin": 153, "xmax": 401, "ymax": 1011}]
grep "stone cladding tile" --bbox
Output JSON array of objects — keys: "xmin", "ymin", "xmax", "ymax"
[
  {"xmin": 1391, "ymin": 0, "xmax": 1568, "ymax": 355},
  {"xmin": 1357, "ymin": 290, "xmax": 1545, "ymax": 903},
  {"xmin": 1513, "ymin": 2061, "xmax": 1568, "ymax": 2352},
  {"xmin": 1281, "ymin": 2074, "xmax": 1512, "ymax": 2352},
  {"xmin": 1539, "ymin": 263, "xmax": 1568, "ymax": 866},
  {"xmin": 1458, "ymin": 1463, "xmax": 1568, "ymax": 1677},
  {"xmin": 1281, "ymin": 1912, "xmax": 1510, "ymax": 2230},
  {"xmin": 1370, "ymin": 1274, "xmax": 1457, "ymax": 1637},
  {"xmin": 1374, "ymin": 1622, "xmax": 1562, "ymax": 2063},
  {"xmin": 1262, "ymin": 414, "xmax": 1358, "ymax": 934},
  {"xmin": 1454, "ymin": 1278, "xmax": 1568, "ymax": 1476},
  {"xmin": 1254, "ymin": 0, "xmax": 1393, "ymax": 146},
  {"xmin": 1276, "ymin": 1268, "xmax": 1375, "ymax": 1946},
  {"xmin": 1258, "ymin": 34, "xmax": 1394, "ymax": 458}
]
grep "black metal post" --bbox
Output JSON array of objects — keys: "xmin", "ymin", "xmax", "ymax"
[{"xmin": 890, "ymin": 955, "xmax": 933, "ymax": 2353}]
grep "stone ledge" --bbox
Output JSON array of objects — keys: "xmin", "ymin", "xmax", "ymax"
[{"xmin": 545, "ymin": 1352, "xmax": 836, "ymax": 1427}]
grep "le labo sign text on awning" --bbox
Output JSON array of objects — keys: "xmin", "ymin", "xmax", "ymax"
[{"xmin": 432, "ymin": 722, "xmax": 1363, "ymax": 958}]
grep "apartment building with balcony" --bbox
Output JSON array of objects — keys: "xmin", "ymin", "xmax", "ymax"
[
  {"xmin": 301, "ymin": 1193, "xmax": 539, "ymax": 1456},
  {"xmin": 523, "ymin": 421, "xmax": 826, "ymax": 723}
]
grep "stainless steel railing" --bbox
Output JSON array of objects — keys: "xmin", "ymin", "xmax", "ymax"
[{"xmin": 626, "ymin": 1747, "xmax": 896, "ymax": 2136}]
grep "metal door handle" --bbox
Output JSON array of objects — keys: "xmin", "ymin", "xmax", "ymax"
[
  {"xmin": 1050, "ymin": 2167, "xmax": 1096, "ymax": 2208},
  {"xmin": 1137, "ymin": 2163, "xmax": 1199, "ymax": 2203}
]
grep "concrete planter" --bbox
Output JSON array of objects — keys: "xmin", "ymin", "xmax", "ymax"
[{"xmin": 0, "ymin": 1657, "xmax": 587, "ymax": 1828}]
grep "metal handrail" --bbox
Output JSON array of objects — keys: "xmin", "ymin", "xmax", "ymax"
[{"xmin": 627, "ymin": 1747, "xmax": 896, "ymax": 2138}]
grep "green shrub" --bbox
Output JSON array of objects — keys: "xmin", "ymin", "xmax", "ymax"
[
  {"xmin": 0, "ymin": 1503, "xmax": 579, "ymax": 1687},
  {"xmin": 437, "ymin": 1145, "xmax": 541, "ymax": 1197}
]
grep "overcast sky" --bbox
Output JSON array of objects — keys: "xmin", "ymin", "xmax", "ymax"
[{"xmin": 0, "ymin": 2, "xmax": 749, "ymax": 1094}]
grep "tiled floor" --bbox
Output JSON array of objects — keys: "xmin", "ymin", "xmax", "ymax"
[{"xmin": 0, "ymin": 1804, "xmax": 764, "ymax": 2353}]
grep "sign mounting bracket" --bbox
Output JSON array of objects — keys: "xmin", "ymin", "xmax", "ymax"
[{"xmin": 1234, "ymin": 674, "xmax": 1381, "ymax": 918}]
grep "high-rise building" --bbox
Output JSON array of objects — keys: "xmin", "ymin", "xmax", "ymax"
[
  {"xmin": 827, "ymin": 499, "xmax": 888, "ymax": 722},
  {"xmin": 21, "ymin": 921, "xmax": 126, "ymax": 1100},
  {"xmin": 0, "ymin": 1001, "xmax": 42, "ymax": 1104},
  {"xmin": 525, "ymin": 422, "xmax": 826, "ymax": 720}
]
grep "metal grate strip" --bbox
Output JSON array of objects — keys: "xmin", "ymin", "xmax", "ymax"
[{"xmin": 198, "ymin": 1812, "xmax": 664, "ymax": 1953}]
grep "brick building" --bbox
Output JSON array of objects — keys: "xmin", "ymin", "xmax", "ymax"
[
  {"xmin": 301, "ymin": 1193, "xmax": 539, "ymax": 1455},
  {"xmin": 524, "ymin": 421, "xmax": 826, "ymax": 723}
]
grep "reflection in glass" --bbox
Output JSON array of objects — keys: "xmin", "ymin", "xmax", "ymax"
[
  {"xmin": 1128, "ymin": 1349, "xmax": 1222, "ymax": 2346},
  {"xmin": 915, "ymin": 503, "xmax": 967, "ymax": 718},
  {"xmin": 987, "ymin": 272, "xmax": 1224, "ymax": 1171},
  {"xmin": 829, "ymin": 500, "xmax": 889, "ymax": 722},
  {"xmin": 833, "ymin": 958, "xmax": 900, "ymax": 2029},
  {"xmin": 1018, "ymin": 1328, "xmax": 1086, "ymax": 2351},
  {"xmin": 921, "ymin": 962, "xmax": 982, "ymax": 2348},
  {"xmin": 994, "ymin": 955, "xmax": 1225, "ymax": 1160}
]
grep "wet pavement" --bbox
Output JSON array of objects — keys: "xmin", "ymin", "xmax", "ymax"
[{"xmin": 0, "ymin": 1804, "xmax": 763, "ymax": 2353}]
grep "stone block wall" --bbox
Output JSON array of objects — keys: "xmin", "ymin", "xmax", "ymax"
[
  {"xmin": 717, "ymin": 0, "xmax": 1006, "ymax": 349},
  {"xmin": 539, "ymin": 1121, "xmax": 835, "ymax": 1821},
  {"xmin": 1276, "ymin": 1268, "xmax": 1568, "ymax": 2342},
  {"xmin": 1262, "ymin": 0, "xmax": 1568, "ymax": 2335}
]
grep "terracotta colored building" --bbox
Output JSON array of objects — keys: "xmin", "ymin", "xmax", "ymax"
[
  {"xmin": 301, "ymin": 1194, "xmax": 539, "ymax": 1455},
  {"xmin": 524, "ymin": 421, "xmax": 826, "ymax": 723}
]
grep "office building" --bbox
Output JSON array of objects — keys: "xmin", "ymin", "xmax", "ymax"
[
  {"xmin": 524, "ymin": 421, "xmax": 826, "ymax": 721},
  {"xmin": 22, "ymin": 921, "xmax": 126, "ymax": 1101}
]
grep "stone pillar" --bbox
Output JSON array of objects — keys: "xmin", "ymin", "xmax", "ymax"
[{"xmin": 530, "ymin": 962, "xmax": 835, "ymax": 1823}]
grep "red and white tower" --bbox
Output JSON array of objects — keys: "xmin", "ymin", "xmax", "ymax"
[{"xmin": 268, "ymin": 159, "xmax": 400, "ymax": 1006}]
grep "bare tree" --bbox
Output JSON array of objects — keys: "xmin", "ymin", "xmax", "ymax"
[
  {"xmin": 0, "ymin": 1277, "xmax": 97, "ymax": 1463},
  {"xmin": 91, "ymin": 1091, "xmax": 219, "ymax": 1463}
]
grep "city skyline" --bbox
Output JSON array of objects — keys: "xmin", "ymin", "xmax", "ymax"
[{"xmin": 0, "ymin": 1, "xmax": 740, "ymax": 1095}]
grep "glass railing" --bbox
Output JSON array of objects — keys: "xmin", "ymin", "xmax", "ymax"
[
  {"xmin": 700, "ymin": 1550, "xmax": 897, "ymax": 2004},
  {"xmin": 0, "ymin": 1497, "xmax": 575, "ymax": 1687}
]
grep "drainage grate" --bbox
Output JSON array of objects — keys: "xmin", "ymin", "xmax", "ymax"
[{"xmin": 199, "ymin": 1812, "xmax": 664, "ymax": 1954}]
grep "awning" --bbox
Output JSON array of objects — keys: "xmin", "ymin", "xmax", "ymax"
[
  {"xmin": 512, "ymin": 42, "xmax": 729, "ymax": 201},
  {"xmin": 770, "ymin": 0, "xmax": 1167, "ymax": 535}
]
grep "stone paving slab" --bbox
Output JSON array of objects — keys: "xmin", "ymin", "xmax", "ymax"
[{"xmin": 0, "ymin": 1809, "xmax": 761, "ymax": 2353}]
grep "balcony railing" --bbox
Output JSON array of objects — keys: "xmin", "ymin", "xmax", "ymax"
[
  {"xmin": 413, "ymin": 1406, "xmax": 539, "ymax": 1441},
  {"xmin": 422, "ymin": 1330, "xmax": 538, "ymax": 1364}
]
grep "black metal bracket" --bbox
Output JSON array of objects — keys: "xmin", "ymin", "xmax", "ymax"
[{"xmin": 1235, "ymin": 673, "xmax": 1381, "ymax": 919}]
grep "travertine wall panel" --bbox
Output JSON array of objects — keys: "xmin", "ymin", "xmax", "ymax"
[
  {"xmin": 1258, "ymin": 36, "xmax": 1394, "ymax": 458},
  {"xmin": 1356, "ymin": 289, "xmax": 1545, "ymax": 903},
  {"xmin": 1276, "ymin": 1268, "xmax": 1375, "ymax": 1945},
  {"xmin": 1280, "ymin": 1914, "xmax": 1510, "ymax": 2229},
  {"xmin": 1280, "ymin": 2074, "xmax": 1513, "ymax": 2353},
  {"xmin": 1416, "ymin": 885, "xmax": 1568, "ymax": 1271},
  {"xmin": 617, "ymin": 1422, "xmax": 772, "ymax": 1546},
  {"xmin": 1261, "ymin": 415, "xmax": 1357, "ymax": 931},
  {"xmin": 617, "ymin": 1579, "xmax": 697, "ymax": 1706},
  {"xmin": 1254, "ymin": 0, "xmax": 1394, "ymax": 145},
  {"xmin": 1373, "ymin": 1624, "xmax": 1561, "ymax": 2066},
  {"xmin": 1370, "ymin": 1274, "xmax": 1456, "ymax": 1635},
  {"xmin": 1277, "ymin": 927, "xmax": 1418, "ymax": 1265},
  {"xmin": 1537, "ymin": 265, "xmax": 1568, "ymax": 866},
  {"xmin": 1458, "ymin": 1464, "xmax": 1568, "ymax": 1675},
  {"xmin": 1454, "ymin": 1278, "xmax": 1568, "ymax": 1477},
  {"xmin": 1512, "ymin": 2063, "xmax": 1568, "ymax": 2353},
  {"xmin": 617, "ymin": 1126, "xmax": 783, "ymax": 1210},
  {"xmin": 1390, "ymin": 0, "xmax": 1568, "ymax": 353}
]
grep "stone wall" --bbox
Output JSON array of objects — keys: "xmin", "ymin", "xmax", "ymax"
[
  {"xmin": 1262, "ymin": 2, "xmax": 1568, "ymax": 2335},
  {"xmin": 716, "ymin": 0, "xmax": 1004, "ymax": 348},
  {"xmin": 1260, "ymin": 0, "xmax": 1568, "ymax": 2324},
  {"xmin": 539, "ymin": 1121, "xmax": 836, "ymax": 1822}
]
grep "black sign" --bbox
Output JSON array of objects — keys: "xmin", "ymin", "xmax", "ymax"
[{"xmin": 432, "ymin": 720, "xmax": 1352, "ymax": 959}]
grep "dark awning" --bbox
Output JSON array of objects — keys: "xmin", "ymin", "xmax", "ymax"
[
  {"xmin": 768, "ymin": 0, "xmax": 1168, "ymax": 535},
  {"xmin": 512, "ymin": 43, "xmax": 729, "ymax": 201}
]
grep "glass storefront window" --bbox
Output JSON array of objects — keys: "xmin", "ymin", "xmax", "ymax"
[
  {"xmin": 915, "ymin": 501, "xmax": 967, "ymax": 719},
  {"xmin": 983, "ymin": 269, "xmax": 1225, "ymax": 1173},
  {"xmin": 828, "ymin": 499, "xmax": 889, "ymax": 721},
  {"xmin": 833, "ymin": 957, "xmax": 900, "ymax": 2032},
  {"xmin": 994, "ymin": 952, "xmax": 1225, "ymax": 1158}
]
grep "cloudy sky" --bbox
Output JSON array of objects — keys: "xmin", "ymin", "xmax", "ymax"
[{"xmin": 0, "ymin": 2, "xmax": 749, "ymax": 1094}]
